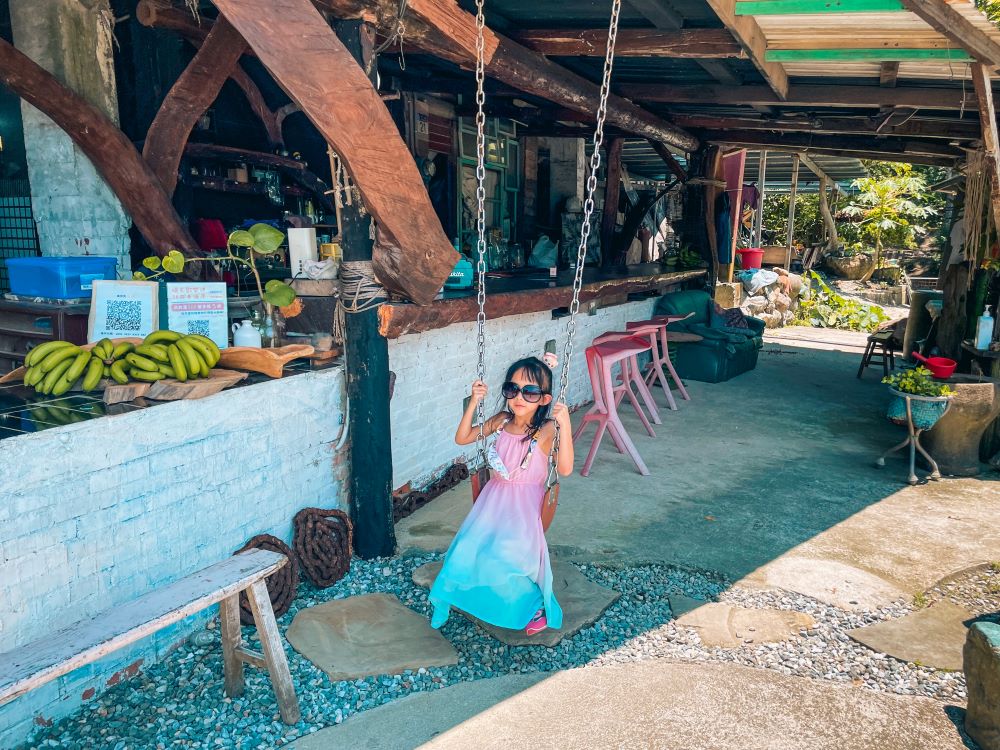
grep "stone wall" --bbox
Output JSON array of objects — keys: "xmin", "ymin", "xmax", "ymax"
[
  {"xmin": 0, "ymin": 368, "xmax": 348, "ymax": 745},
  {"xmin": 10, "ymin": 0, "xmax": 131, "ymax": 273}
]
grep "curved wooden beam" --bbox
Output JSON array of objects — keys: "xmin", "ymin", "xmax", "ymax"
[
  {"xmin": 315, "ymin": 0, "xmax": 699, "ymax": 152},
  {"xmin": 0, "ymin": 37, "xmax": 197, "ymax": 255},
  {"xmin": 143, "ymin": 15, "xmax": 247, "ymax": 195},
  {"xmin": 211, "ymin": 0, "xmax": 458, "ymax": 305}
]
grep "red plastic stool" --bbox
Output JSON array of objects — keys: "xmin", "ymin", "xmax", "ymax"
[{"xmin": 574, "ymin": 337, "xmax": 652, "ymax": 477}]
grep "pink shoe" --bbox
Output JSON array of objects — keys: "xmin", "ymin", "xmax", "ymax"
[{"xmin": 525, "ymin": 609, "xmax": 547, "ymax": 635}]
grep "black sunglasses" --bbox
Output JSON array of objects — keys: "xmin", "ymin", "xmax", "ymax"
[{"xmin": 501, "ymin": 381, "xmax": 547, "ymax": 403}]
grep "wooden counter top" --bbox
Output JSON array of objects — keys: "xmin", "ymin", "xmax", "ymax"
[{"xmin": 378, "ymin": 265, "xmax": 706, "ymax": 339}]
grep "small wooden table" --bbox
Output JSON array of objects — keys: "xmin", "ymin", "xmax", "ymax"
[{"xmin": 962, "ymin": 341, "xmax": 1000, "ymax": 378}]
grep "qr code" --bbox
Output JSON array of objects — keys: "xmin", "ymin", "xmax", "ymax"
[
  {"xmin": 105, "ymin": 300, "xmax": 142, "ymax": 331},
  {"xmin": 185, "ymin": 320, "xmax": 210, "ymax": 337}
]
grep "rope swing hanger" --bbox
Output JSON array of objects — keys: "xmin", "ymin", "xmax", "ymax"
[{"xmin": 469, "ymin": 0, "xmax": 623, "ymax": 529}]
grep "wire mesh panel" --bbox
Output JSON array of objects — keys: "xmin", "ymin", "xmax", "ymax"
[{"xmin": 0, "ymin": 179, "xmax": 39, "ymax": 293}]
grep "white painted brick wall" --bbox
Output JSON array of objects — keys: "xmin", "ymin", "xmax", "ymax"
[
  {"xmin": 0, "ymin": 367, "xmax": 348, "ymax": 746},
  {"xmin": 388, "ymin": 298, "xmax": 658, "ymax": 489}
]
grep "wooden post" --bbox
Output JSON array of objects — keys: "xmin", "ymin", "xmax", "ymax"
[
  {"xmin": 337, "ymin": 19, "xmax": 396, "ymax": 560},
  {"xmin": 753, "ymin": 150, "xmax": 767, "ymax": 247},
  {"xmin": 601, "ymin": 137, "xmax": 624, "ymax": 268},
  {"xmin": 785, "ymin": 153, "xmax": 799, "ymax": 269},
  {"xmin": 972, "ymin": 63, "xmax": 1000, "ymax": 236}
]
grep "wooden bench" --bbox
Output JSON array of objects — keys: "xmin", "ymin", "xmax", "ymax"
[{"xmin": 0, "ymin": 549, "xmax": 300, "ymax": 724}]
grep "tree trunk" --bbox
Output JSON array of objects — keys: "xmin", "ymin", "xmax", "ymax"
[
  {"xmin": 211, "ymin": 0, "xmax": 458, "ymax": 305},
  {"xmin": 143, "ymin": 15, "xmax": 248, "ymax": 196},
  {"xmin": 0, "ymin": 37, "xmax": 197, "ymax": 255},
  {"xmin": 818, "ymin": 176, "xmax": 838, "ymax": 255},
  {"xmin": 937, "ymin": 261, "xmax": 971, "ymax": 360}
]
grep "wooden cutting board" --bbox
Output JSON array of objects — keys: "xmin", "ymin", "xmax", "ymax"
[
  {"xmin": 217, "ymin": 344, "xmax": 315, "ymax": 378},
  {"xmin": 144, "ymin": 369, "xmax": 248, "ymax": 401}
]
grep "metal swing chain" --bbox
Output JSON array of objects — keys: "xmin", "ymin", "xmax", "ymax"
[
  {"xmin": 474, "ymin": 0, "xmax": 489, "ymax": 467},
  {"xmin": 548, "ymin": 0, "xmax": 622, "ymax": 485}
]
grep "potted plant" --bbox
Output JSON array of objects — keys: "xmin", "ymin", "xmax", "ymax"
[
  {"xmin": 882, "ymin": 366, "xmax": 954, "ymax": 430},
  {"xmin": 134, "ymin": 223, "xmax": 296, "ymax": 346}
]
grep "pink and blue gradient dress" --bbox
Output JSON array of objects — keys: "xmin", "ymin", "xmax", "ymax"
[{"xmin": 430, "ymin": 426, "xmax": 563, "ymax": 631}]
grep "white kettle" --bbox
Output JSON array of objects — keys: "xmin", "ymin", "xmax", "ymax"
[{"xmin": 232, "ymin": 320, "xmax": 262, "ymax": 348}]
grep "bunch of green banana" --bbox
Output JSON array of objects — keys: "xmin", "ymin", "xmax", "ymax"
[
  {"xmin": 126, "ymin": 331, "xmax": 221, "ymax": 383},
  {"xmin": 23, "ymin": 338, "xmax": 134, "ymax": 395}
]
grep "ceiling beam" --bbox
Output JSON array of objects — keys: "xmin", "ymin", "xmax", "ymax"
[
  {"xmin": 703, "ymin": 0, "xmax": 790, "ymax": 98},
  {"xmin": 626, "ymin": 0, "xmax": 743, "ymax": 85},
  {"xmin": 766, "ymin": 48, "xmax": 971, "ymax": 62},
  {"xmin": 700, "ymin": 128, "xmax": 963, "ymax": 158},
  {"xmin": 620, "ymin": 82, "xmax": 977, "ymax": 109},
  {"xmin": 512, "ymin": 28, "xmax": 744, "ymax": 58},
  {"xmin": 646, "ymin": 138, "xmax": 689, "ymax": 181},
  {"xmin": 796, "ymin": 152, "xmax": 832, "ymax": 183},
  {"xmin": 314, "ymin": 0, "xmax": 698, "ymax": 151},
  {"xmin": 899, "ymin": 0, "xmax": 1000, "ymax": 69},
  {"xmin": 668, "ymin": 113, "xmax": 979, "ymax": 139},
  {"xmin": 879, "ymin": 61, "xmax": 900, "ymax": 87},
  {"xmin": 735, "ymin": 0, "xmax": 904, "ymax": 13},
  {"xmin": 730, "ymin": 143, "xmax": 956, "ymax": 166}
]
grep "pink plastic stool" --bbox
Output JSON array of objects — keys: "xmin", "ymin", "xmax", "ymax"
[
  {"xmin": 591, "ymin": 330, "xmax": 661, "ymax": 428},
  {"xmin": 633, "ymin": 316, "xmax": 692, "ymax": 404},
  {"xmin": 574, "ymin": 337, "xmax": 652, "ymax": 477}
]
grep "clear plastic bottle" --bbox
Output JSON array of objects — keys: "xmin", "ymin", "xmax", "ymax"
[{"xmin": 976, "ymin": 305, "xmax": 994, "ymax": 350}]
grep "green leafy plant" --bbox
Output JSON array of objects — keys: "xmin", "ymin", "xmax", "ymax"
[
  {"xmin": 841, "ymin": 168, "xmax": 936, "ymax": 268},
  {"xmin": 794, "ymin": 271, "xmax": 888, "ymax": 332},
  {"xmin": 134, "ymin": 223, "xmax": 296, "ymax": 308},
  {"xmin": 882, "ymin": 366, "xmax": 954, "ymax": 398}
]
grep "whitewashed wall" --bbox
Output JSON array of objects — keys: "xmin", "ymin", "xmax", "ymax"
[{"xmin": 0, "ymin": 368, "xmax": 348, "ymax": 745}]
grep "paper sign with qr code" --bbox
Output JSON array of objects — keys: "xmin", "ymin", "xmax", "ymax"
[
  {"xmin": 165, "ymin": 282, "xmax": 229, "ymax": 350},
  {"xmin": 87, "ymin": 280, "xmax": 159, "ymax": 342}
]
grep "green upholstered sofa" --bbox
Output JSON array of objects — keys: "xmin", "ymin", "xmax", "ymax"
[{"xmin": 654, "ymin": 289, "xmax": 765, "ymax": 383}]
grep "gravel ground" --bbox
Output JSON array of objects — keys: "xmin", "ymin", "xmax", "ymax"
[
  {"xmin": 921, "ymin": 562, "xmax": 1000, "ymax": 619},
  {"xmin": 22, "ymin": 553, "xmax": 977, "ymax": 750}
]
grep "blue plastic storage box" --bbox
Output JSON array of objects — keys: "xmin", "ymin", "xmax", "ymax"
[{"xmin": 6, "ymin": 256, "xmax": 118, "ymax": 299}]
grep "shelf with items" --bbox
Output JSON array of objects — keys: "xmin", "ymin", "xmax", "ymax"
[{"xmin": 0, "ymin": 300, "xmax": 90, "ymax": 374}]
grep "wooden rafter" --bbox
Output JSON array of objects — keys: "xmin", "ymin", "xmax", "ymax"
[
  {"xmin": 701, "ymin": 128, "xmax": 962, "ymax": 158},
  {"xmin": 512, "ymin": 28, "xmax": 744, "ymax": 58},
  {"xmin": 668, "ymin": 113, "xmax": 979, "ymax": 139},
  {"xmin": 880, "ymin": 61, "xmax": 900, "ymax": 87},
  {"xmin": 621, "ymin": 82, "xmax": 977, "ymax": 109},
  {"xmin": 899, "ymin": 0, "xmax": 1000, "ymax": 68},
  {"xmin": 212, "ymin": 0, "xmax": 458, "ymax": 305},
  {"xmin": 703, "ymin": 0, "xmax": 789, "ymax": 99},
  {"xmin": 647, "ymin": 139, "xmax": 688, "ymax": 181},
  {"xmin": 137, "ymin": 2, "xmax": 284, "ymax": 147},
  {"xmin": 0, "ymin": 37, "xmax": 198, "ymax": 255},
  {"xmin": 313, "ymin": 0, "xmax": 698, "ymax": 151},
  {"xmin": 626, "ymin": 0, "xmax": 743, "ymax": 85},
  {"xmin": 142, "ymin": 15, "xmax": 248, "ymax": 195}
]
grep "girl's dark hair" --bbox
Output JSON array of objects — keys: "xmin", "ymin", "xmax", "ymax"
[{"xmin": 500, "ymin": 356, "xmax": 553, "ymax": 441}]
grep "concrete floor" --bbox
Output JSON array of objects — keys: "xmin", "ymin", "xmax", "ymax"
[
  {"xmin": 299, "ymin": 327, "xmax": 1000, "ymax": 750},
  {"xmin": 292, "ymin": 662, "xmax": 970, "ymax": 750},
  {"xmin": 397, "ymin": 327, "xmax": 1000, "ymax": 610}
]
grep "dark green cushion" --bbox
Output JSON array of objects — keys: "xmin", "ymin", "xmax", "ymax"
[{"xmin": 655, "ymin": 289, "xmax": 711, "ymax": 325}]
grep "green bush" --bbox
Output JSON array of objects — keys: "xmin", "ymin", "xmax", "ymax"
[{"xmin": 794, "ymin": 271, "xmax": 889, "ymax": 332}]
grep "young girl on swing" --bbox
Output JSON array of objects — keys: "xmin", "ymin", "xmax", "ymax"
[{"xmin": 429, "ymin": 353, "xmax": 574, "ymax": 636}]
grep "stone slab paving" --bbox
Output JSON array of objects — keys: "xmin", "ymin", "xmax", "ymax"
[
  {"xmin": 287, "ymin": 661, "xmax": 969, "ymax": 750},
  {"xmin": 667, "ymin": 593, "xmax": 710, "ymax": 618},
  {"xmin": 675, "ymin": 602, "xmax": 816, "ymax": 648},
  {"xmin": 847, "ymin": 600, "xmax": 974, "ymax": 672},
  {"xmin": 285, "ymin": 593, "xmax": 458, "ymax": 681},
  {"xmin": 412, "ymin": 560, "xmax": 620, "ymax": 647}
]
